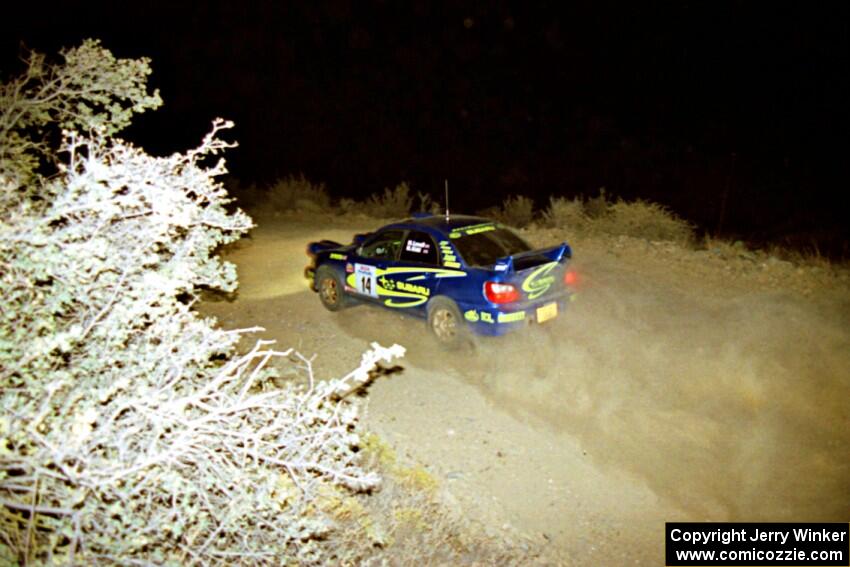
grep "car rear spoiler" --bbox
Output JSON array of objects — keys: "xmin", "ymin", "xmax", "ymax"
[{"xmin": 493, "ymin": 242, "xmax": 571, "ymax": 273}]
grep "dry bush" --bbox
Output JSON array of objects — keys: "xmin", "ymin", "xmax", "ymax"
[
  {"xmin": 542, "ymin": 192, "xmax": 693, "ymax": 244},
  {"xmin": 413, "ymin": 190, "xmax": 442, "ymax": 215},
  {"xmin": 224, "ymin": 177, "xmax": 262, "ymax": 210},
  {"xmin": 260, "ymin": 174, "xmax": 332, "ymax": 214},
  {"xmin": 541, "ymin": 196, "xmax": 589, "ymax": 233},
  {"xmin": 0, "ymin": 119, "xmax": 407, "ymax": 564},
  {"xmin": 598, "ymin": 199, "xmax": 694, "ymax": 244},
  {"xmin": 341, "ymin": 182, "xmax": 413, "ymax": 219},
  {"xmin": 583, "ymin": 188, "xmax": 610, "ymax": 219},
  {"xmin": 0, "ymin": 39, "xmax": 161, "ymax": 189},
  {"xmin": 492, "ymin": 195, "xmax": 535, "ymax": 228},
  {"xmin": 0, "ymin": 39, "xmax": 411, "ymax": 565},
  {"xmin": 230, "ymin": 174, "xmax": 332, "ymax": 218}
]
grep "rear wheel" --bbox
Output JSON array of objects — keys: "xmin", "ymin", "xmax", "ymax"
[
  {"xmin": 316, "ymin": 266, "xmax": 347, "ymax": 311},
  {"xmin": 427, "ymin": 297, "xmax": 470, "ymax": 349}
]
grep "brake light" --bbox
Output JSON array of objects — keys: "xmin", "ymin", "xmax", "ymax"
[
  {"xmin": 484, "ymin": 281, "xmax": 519, "ymax": 304},
  {"xmin": 564, "ymin": 270, "xmax": 577, "ymax": 286}
]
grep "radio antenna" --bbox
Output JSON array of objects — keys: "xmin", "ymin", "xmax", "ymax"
[{"xmin": 444, "ymin": 179, "xmax": 450, "ymax": 222}]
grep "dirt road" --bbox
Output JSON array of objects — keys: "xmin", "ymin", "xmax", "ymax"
[{"xmin": 200, "ymin": 214, "xmax": 850, "ymax": 565}]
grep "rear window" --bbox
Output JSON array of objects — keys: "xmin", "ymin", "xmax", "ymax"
[{"xmin": 452, "ymin": 226, "xmax": 532, "ymax": 267}]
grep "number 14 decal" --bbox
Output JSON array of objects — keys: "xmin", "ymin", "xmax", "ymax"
[{"xmin": 354, "ymin": 264, "xmax": 378, "ymax": 297}]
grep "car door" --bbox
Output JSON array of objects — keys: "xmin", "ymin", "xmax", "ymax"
[
  {"xmin": 376, "ymin": 230, "xmax": 443, "ymax": 312},
  {"xmin": 347, "ymin": 229, "xmax": 405, "ymax": 304}
]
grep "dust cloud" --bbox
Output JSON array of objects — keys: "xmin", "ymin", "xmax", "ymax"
[{"xmin": 414, "ymin": 266, "xmax": 850, "ymax": 522}]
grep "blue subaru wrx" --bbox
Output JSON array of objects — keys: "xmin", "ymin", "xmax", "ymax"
[{"xmin": 305, "ymin": 214, "xmax": 576, "ymax": 347}]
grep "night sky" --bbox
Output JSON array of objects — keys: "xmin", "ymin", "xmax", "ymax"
[{"xmin": 4, "ymin": 2, "xmax": 848, "ymax": 252}]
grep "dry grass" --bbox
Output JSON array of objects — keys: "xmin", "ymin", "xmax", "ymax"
[
  {"xmin": 763, "ymin": 241, "xmax": 838, "ymax": 270},
  {"xmin": 318, "ymin": 432, "xmax": 550, "ymax": 565}
]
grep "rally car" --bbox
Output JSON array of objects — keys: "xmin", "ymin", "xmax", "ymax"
[{"xmin": 304, "ymin": 214, "xmax": 576, "ymax": 347}]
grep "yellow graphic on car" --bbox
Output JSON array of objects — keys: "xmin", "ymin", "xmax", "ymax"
[
  {"xmin": 439, "ymin": 240, "xmax": 462, "ymax": 268},
  {"xmin": 497, "ymin": 311, "xmax": 526, "ymax": 323},
  {"xmin": 449, "ymin": 222, "xmax": 497, "ymax": 239},
  {"xmin": 346, "ymin": 266, "xmax": 466, "ymax": 308},
  {"xmin": 521, "ymin": 262, "xmax": 558, "ymax": 299},
  {"xmin": 464, "ymin": 309, "xmax": 525, "ymax": 324}
]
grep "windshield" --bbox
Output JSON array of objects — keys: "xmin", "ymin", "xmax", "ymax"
[{"xmin": 452, "ymin": 226, "xmax": 532, "ymax": 267}]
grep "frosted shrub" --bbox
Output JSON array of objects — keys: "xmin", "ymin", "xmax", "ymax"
[
  {"xmin": 0, "ymin": 40, "xmax": 404, "ymax": 565},
  {"xmin": 0, "ymin": 39, "xmax": 161, "ymax": 190}
]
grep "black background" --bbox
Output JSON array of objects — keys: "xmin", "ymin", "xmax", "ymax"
[{"xmin": 4, "ymin": 2, "xmax": 848, "ymax": 253}]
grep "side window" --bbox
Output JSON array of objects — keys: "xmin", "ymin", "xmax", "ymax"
[
  {"xmin": 359, "ymin": 230, "xmax": 404, "ymax": 261},
  {"xmin": 399, "ymin": 231, "xmax": 439, "ymax": 265}
]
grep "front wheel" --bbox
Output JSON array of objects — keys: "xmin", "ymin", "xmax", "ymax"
[
  {"xmin": 316, "ymin": 266, "xmax": 348, "ymax": 311},
  {"xmin": 427, "ymin": 297, "xmax": 470, "ymax": 349}
]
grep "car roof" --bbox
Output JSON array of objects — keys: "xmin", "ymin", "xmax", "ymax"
[{"xmin": 382, "ymin": 214, "xmax": 494, "ymax": 236}]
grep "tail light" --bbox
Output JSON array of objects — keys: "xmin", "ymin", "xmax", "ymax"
[
  {"xmin": 484, "ymin": 281, "xmax": 519, "ymax": 304},
  {"xmin": 564, "ymin": 270, "xmax": 578, "ymax": 286}
]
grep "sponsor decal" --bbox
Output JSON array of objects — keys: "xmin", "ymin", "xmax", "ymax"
[
  {"xmin": 396, "ymin": 280, "xmax": 429, "ymax": 296},
  {"xmin": 405, "ymin": 240, "xmax": 431, "ymax": 254},
  {"xmin": 345, "ymin": 263, "xmax": 354, "ymax": 273},
  {"xmin": 522, "ymin": 262, "xmax": 558, "ymax": 299},
  {"xmin": 330, "ymin": 252, "xmax": 347, "ymax": 261},
  {"xmin": 439, "ymin": 240, "xmax": 462, "ymax": 268},
  {"xmin": 464, "ymin": 309, "xmax": 524, "ymax": 324},
  {"xmin": 462, "ymin": 309, "xmax": 494, "ymax": 323},
  {"xmin": 378, "ymin": 276, "xmax": 430, "ymax": 297},
  {"xmin": 448, "ymin": 222, "xmax": 497, "ymax": 239},
  {"xmin": 497, "ymin": 311, "xmax": 526, "ymax": 323}
]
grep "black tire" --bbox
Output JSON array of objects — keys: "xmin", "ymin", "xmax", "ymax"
[
  {"xmin": 316, "ymin": 266, "xmax": 348, "ymax": 311},
  {"xmin": 427, "ymin": 297, "xmax": 470, "ymax": 349}
]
